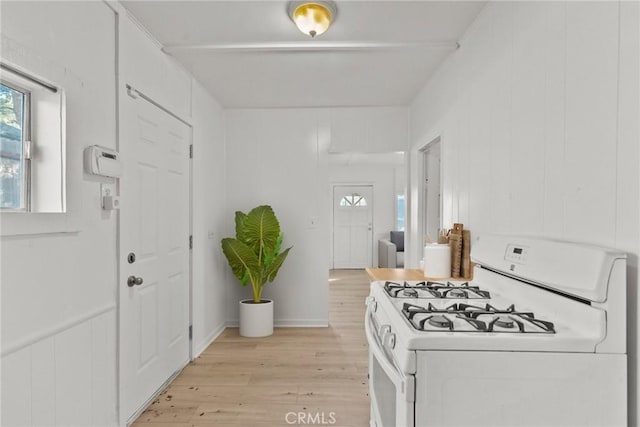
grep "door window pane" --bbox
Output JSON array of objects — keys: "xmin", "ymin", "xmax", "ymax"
[
  {"xmin": 0, "ymin": 83, "xmax": 26, "ymax": 209},
  {"xmin": 340, "ymin": 194, "xmax": 367, "ymax": 207}
]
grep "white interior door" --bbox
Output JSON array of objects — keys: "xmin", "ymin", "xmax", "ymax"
[
  {"xmin": 333, "ymin": 185, "xmax": 373, "ymax": 268},
  {"xmin": 119, "ymin": 89, "xmax": 191, "ymax": 423}
]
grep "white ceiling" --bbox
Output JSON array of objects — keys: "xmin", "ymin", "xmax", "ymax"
[{"xmin": 121, "ymin": 1, "xmax": 486, "ymax": 108}]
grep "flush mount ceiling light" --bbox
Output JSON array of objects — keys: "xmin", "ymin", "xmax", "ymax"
[{"xmin": 288, "ymin": 1, "xmax": 337, "ymax": 38}]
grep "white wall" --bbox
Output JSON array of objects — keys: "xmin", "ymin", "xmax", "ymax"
[
  {"xmin": 224, "ymin": 108, "xmax": 408, "ymax": 326},
  {"xmin": 408, "ymin": 1, "xmax": 639, "ymax": 424},
  {"xmin": 119, "ymin": 11, "xmax": 191, "ymax": 120},
  {"xmin": 191, "ymin": 80, "xmax": 227, "ymax": 354},
  {"xmin": 1, "ymin": 2, "xmax": 228, "ymax": 425},
  {"xmin": 329, "ymin": 106, "xmax": 408, "ymax": 153},
  {"xmin": 224, "ymin": 108, "xmax": 331, "ymax": 326},
  {"xmin": 1, "ymin": 2, "xmax": 118, "ymax": 425}
]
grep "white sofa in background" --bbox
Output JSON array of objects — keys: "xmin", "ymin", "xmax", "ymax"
[{"xmin": 378, "ymin": 231, "xmax": 404, "ymax": 268}]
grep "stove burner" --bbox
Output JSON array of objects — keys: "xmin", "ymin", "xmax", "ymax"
[
  {"xmin": 402, "ymin": 289, "xmax": 418, "ymax": 298},
  {"xmin": 401, "ymin": 302, "xmax": 555, "ymax": 334},
  {"xmin": 494, "ymin": 315, "xmax": 515, "ymax": 329},
  {"xmin": 446, "ymin": 289, "xmax": 467, "ymax": 298},
  {"xmin": 428, "ymin": 315, "xmax": 451, "ymax": 328},
  {"xmin": 383, "ymin": 281, "xmax": 491, "ymax": 299}
]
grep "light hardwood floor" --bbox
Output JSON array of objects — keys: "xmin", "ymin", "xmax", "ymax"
[{"xmin": 133, "ymin": 269, "xmax": 371, "ymax": 427}]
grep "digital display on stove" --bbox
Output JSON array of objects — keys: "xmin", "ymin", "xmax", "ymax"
[{"xmin": 513, "ymin": 248, "xmax": 523, "ymax": 254}]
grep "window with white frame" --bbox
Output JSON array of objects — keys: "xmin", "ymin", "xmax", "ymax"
[
  {"xmin": 0, "ymin": 62, "xmax": 65, "ymax": 213},
  {"xmin": 0, "ymin": 80, "xmax": 31, "ymax": 210}
]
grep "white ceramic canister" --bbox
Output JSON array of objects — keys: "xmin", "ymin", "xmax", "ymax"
[{"xmin": 423, "ymin": 244, "xmax": 451, "ymax": 279}]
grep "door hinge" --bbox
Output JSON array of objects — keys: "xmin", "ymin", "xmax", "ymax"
[
  {"xmin": 189, "ymin": 144, "xmax": 193, "ymax": 159},
  {"xmin": 189, "ymin": 235, "xmax": 193, "ymax": 250},
  {"xmin": 188, "ymin": 325, "xmax": 193, "ymax": 340}
]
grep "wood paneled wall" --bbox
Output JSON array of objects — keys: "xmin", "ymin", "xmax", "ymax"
[{"xmin": 408, "ymin": 1, "xmax": 639, "ymax": 424}]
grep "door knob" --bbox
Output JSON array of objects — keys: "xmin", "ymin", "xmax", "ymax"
[{"xmin": 127, "ymin": 275, "xmax": 144, "ymax": 287}]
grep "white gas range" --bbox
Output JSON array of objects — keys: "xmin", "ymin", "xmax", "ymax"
[{"xmin": 365, "ymin": 234, "xmax": 627, "ymax": 427}]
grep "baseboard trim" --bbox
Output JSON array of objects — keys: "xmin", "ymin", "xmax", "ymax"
[
  {"xmin": 193, "ymin": 323, "xmax": 226, "ymax": 358},
  {"xmin": 226, "ymin": 319, "xmax": 329, "ymax": 328}
]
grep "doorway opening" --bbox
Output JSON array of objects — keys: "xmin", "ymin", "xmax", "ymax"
[
  {"xmin": 332, "ymin": 184, "xmax": 374, "ymax": 268},
  {"xmin": 421, "ymin": 138, "xmax": 442, "ymax": 246}
]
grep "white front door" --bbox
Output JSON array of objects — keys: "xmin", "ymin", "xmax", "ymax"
[
  {"xmin": 119, "ymin": 89, "xmax": 191, "ymax": 423},
  {"xmin": 333, "ymin": 185, "xmax": 373, "ymax": 268}
]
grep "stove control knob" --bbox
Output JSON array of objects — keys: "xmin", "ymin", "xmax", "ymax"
[
  {"xmin": 385, "ymin": 333, "xmax": 396, "ymax": 350},
  {"xmin": 366, "ymin": 296, "xmax": 377, "ymax": 312},
  {"xmin": 379, "ymin": 324, "xmax": 391, "ymax": 337}
]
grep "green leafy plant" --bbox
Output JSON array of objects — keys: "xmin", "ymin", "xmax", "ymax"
[{"xmin": 221, "ymin": 205, "xmax": 292, "ymax": 303}]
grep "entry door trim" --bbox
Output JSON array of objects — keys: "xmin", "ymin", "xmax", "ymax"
[{"xmin": 419, "ymin": 137, "xmax": 443, "ymax": 256}]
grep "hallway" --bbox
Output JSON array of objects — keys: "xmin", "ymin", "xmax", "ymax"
[{"xmin": 133, "ymin": 270, "xmax": 371, "ymax": 427}]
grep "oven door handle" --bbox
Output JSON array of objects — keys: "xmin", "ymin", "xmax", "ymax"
[{"xmin": 365, "ymin": 303, "xmax": 415, "ymax": 402}]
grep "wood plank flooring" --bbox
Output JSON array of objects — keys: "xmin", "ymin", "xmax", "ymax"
[{"xmin": 133, "ymin": 269, "xmax": 371, "ymax": 427}]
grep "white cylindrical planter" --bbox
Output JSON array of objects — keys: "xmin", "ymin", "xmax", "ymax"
[{"xmin": 239, "ymin": 299, "xmax": 274, "ymax": 337}]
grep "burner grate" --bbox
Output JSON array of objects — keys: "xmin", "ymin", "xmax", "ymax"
[
  {"xmin": 401, "ymin": 302, "xmax": 555, "ymax": 334},
  {"xmin": 383, "ymin": 281, "xmax": 491, "ymax": 299}
]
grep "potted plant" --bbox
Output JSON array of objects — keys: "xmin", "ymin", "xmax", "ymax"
[{"xmin": 221, "ymin": 205, "xmax": 292, "ymax": 337}]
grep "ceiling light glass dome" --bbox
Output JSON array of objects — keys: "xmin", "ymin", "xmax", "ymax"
[{"xmin": 288, "ymin": 1, "xmax": 337, "ymax": 38}]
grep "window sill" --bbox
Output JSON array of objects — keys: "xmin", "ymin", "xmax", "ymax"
[{"xmin": 1, "ymin": 211, "xmax": 80, "ymax": 237}]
